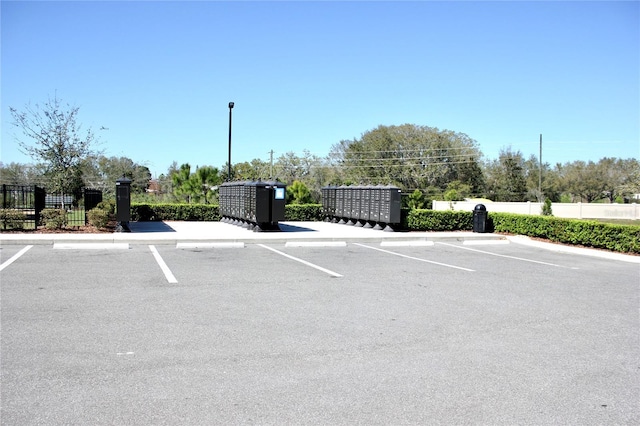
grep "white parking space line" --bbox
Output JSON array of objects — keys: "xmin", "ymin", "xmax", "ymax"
[
  {"xmin": 177, "ymin": 242, "xmax": 245, "ymax": 249},
  {"xmin": 257, "ymin": 244, "xmax": 343, "ymax": 278},
  {"xmin": 354, "ymin": 243, "xmax": 474, "ymax": 272},
  {"xmin": 149, "ymin": 245, "xmax": 178, "ymax": 283},
  {"xmin": 463, "ymin": 239, "xmax": 510, "ymax": 246},
  {"xmin": 0, "ymin": 245, "xmax": 33, "ymax": 272},
  {"xmin": 438, "ymin": 242, "xmax": 569, "ymax": 268},
  {"xmin": 380, "ymin": 240, "xmax": 434, "ymax": 247},
  {"xmin": 285, "ymin": 241, "xmax": 347, "ymax": 248},
  {"xmin": 53, "ymin": 243, "xmax": 130, "ymax": 250}
]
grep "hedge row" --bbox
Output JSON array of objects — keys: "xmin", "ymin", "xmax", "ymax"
[
  {"xmin": 491, "ymin": 213, "xmax": 640, "ymax": 254},
  {"xmin": 404, "ymin": 209, "xmax": 473, "ymax": 231},
  {"xmin": 406, "ymin": 209, "xmax": 639, "ymax": 254},
  {"xmin": 130, "ymin": 203, "xmax": 324, "ymax": 222},
  {"xmin": 129, "ymin": 203, "xmax": 639, "ymax": 254},
  {"xmin": 131, "ymin": 203, "xmax": 221, "ymax": 221}
]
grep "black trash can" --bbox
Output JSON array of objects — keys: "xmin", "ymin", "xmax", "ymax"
[{"xmin": 473, "ymin": 204, "xmax": 487, "ymax": 233}]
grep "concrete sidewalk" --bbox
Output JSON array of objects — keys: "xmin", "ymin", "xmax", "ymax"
[
  {"xmin": 0, "ymin": 220, "xmax": 504, "ymax": 245},
  {"xmin": 2, "ymin": 220, "xmax": 638, "ymax": 263}
]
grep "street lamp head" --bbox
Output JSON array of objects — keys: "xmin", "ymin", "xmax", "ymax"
[{"xmin": 229, "ymin": 102, "xmax": 234, "ymax": 109}]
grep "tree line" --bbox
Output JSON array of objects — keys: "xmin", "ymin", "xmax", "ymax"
[{"xmin": 4, "ymin": 97, "xmax": 639, "ymax": 205}]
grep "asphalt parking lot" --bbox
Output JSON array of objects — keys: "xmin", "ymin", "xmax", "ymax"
[{"xmin": 1, "ymin": 237, "xmax": 639, "ymax": 425}]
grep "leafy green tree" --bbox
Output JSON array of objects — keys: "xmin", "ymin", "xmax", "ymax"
[
  {"xmin": 233, "ymin": 160, "xmax": 270, "ymax": 181},
  {"xmin": 485, "ymin": 147, "xmax": 527, "ymax": 201},
  {"xmin": 9, "ymin": 95, "xmax": 101, "ymax": 206},
  {"xmin": 168, "ymin": 163, "xmax": 222, "ymax": 204},
  {"xmin": 171, "ymin": 163, "xmax": 194, "ymax": 203},
  {"xmin": 329, "ymin": 124, "xmax": 484, "ymax": 192},
  {"xmin": 286, "ymin": 180, "xmax": 313, "ymax": 204},
  {"xmin": 407, "ymin": 189, "xmax": 425, "ymax": 209},
  {"xmin": 82, "ymin": 155, "xmax": 151, "ymax": 197},
  {"xmin": 190, "ymin": 166, "xmax": 222, "ymax": 204},
  {"xmin": 0, "ymin": 162, "xmax": 45, "ymax": 186},
  {"xmin": 561, "ymin": 160, "xmax": 606, "ymax": 203},
  {"xmin": 598, "ymin": 157, "xmax": 640, "ymax": 203},
  {"xmin": 541, "ymin": 198, "xmax": 553, "ymax": 216}
]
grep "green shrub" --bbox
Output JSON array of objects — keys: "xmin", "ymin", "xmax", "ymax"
[
  {"xmin": 96, "ymin": 199, "xmax": 116, "ymax": 215},
  {"xmin": 285, "ymin": 204, "xmax": 323, "ymax": 221},
  {"xmin": 40, "ymin": 208, "xmax": 68, "ymax": 230},
  {"xmin": 541, "ymin": 198, "xmax": 553, "ymax": 216},
  {"xmin": 490, "ymin": 213, "xmax": 640, "ymax": 254},
  {"xmin": 407, "ymin": 189, "xmax": 425, "ymax": 209},
  {"xmin": 130, "ymin": 203, "xmax": 220, "ymax": 221},
  {"xmin": 0, "ymin": 209, "xmax": 26, "ymax": 230},
  {"xmin": 406, "ymin": 209, "xmax": 473, "ymax": 231},
  {"xmin": 87, "ymin": 207, "xmax": 111, "ymax": 229}
]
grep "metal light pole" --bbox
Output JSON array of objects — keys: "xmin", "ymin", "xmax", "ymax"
[{"xmin": 228, "ymin": 102, "xmax": 234, "ymax": 181}]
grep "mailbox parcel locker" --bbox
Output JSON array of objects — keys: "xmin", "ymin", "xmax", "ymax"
[
  {"xmin": 321, "ymin": 184, "xmax": 401, "ymax": 230},
  {"xmin": 220, "ymin": 181, "xmax": 287, "ymax": 231},
  {"xmin": 115, "ymin": 176, "xmax": 131, "ymax": 232}
]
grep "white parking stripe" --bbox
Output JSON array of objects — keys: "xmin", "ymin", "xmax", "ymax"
[
  {"xmin": 463, "ymin": 240, "xmax": 510, "ymax": 246},
  {"xmin": 177, "ymin": 242, "xmax": 245, "ymax": 249},
  {"xmin": 0, "ymin": 245, "xmax": 33, "ymax": 272},
  {"xmin": 285, "ymin": 241, "xmax": 347, "ymax": 248},
  {"xmin": 257, "ymin": 244, "xmax": 343, "ymax": 278},
  {"xmin": 149, "ymin": 245, "xmax": 178, "ymax": 283},
  {"xmin": 380, "ymin": 240, "xmax": 434, "ymax": 247},
  {"xmin": 438, "ymin": 242, "xmax": 568, "ymax": 268},
  {"xmin": 354, "ymin": 243, "xmax": 474, "ymax": 272}
]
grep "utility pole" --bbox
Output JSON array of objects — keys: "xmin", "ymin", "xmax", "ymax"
[
  {"xmin": 228, "ymin": 102, "xmax": 234, "ymax": 181},
  {"xmin": 269, "ymin": 150, "xmax": 274, "ymax": 180},
  {"xmin": 539, "ymin": 133, "xmax": 542, "ymax": 200}
]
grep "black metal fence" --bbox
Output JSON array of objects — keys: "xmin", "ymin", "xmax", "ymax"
[
  {"xmin": 1, "ymin": 185, "xmax": 103, "ymax": 230},
  {"xmin": 1, "ymin": 184, "xmax": 46, "ymax": 230}
]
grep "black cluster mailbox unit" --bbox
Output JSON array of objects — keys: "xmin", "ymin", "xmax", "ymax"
[
  {"xmin": 321, "ymin": 185, "xmax": 402, "ymax": 231},
  {"xmin": 115, "ymin": 176, "xmax": 132, "ymax": 232},
  {"xmin": 219, "ymin": 181, "xmax": 287, "ymax": 231}
]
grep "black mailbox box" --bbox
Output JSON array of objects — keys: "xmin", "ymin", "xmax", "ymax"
[
  {"xmin": 220, "ymin": 181, "xmax": 287, "ymax": 231},
  {"xmin": 320, "ymin": 184, "xmax": 401, "ymax": 231},
  {"xmin": 115, "ymin": 176, "xmax": 131, "ymax": 232}
]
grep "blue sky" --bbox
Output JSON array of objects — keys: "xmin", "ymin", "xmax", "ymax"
[{"xmin": 2, "ymin": 0, "xmax": 638, "ymax": 178}]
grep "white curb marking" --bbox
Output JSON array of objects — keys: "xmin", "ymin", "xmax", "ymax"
[{"xmin": 53, "ymin": 243, "xmax": 130, "ymax": 250}]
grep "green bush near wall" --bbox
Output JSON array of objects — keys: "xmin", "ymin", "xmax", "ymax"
[
  {"xmin": 490, "ymin": 213, "xmax": 640, "ymax": 254},
  {"xmin": 129, "ymin": 203, "xmax": 638, "ymax": 254},
  {"xmin": 131, "ymin": 203, "xmax": 220, "ymax": 221},
  {"xmin": 285, "ymin": 204, "xmax": 323, "ymax": 221},
  {"xmin": 130, "ymin": 203, "xmax": 324, "ymax": 222},
  {"xmin": 405, "ymin": 209, "xmax": 473, "ymax": 231}
]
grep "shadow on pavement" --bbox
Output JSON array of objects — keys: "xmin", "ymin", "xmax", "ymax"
[
  {"xmin": 127, "ymin": 221, "xmax": 176, "ymax": 233},
  {"xmin": 278, "ymin": 223, "xmax": 317, "ymax": 233}
]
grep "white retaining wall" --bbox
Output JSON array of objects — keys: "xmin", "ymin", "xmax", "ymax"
[{"xmin": 431, "ymin": 200, "xmax": 640, "ymax": 220}]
